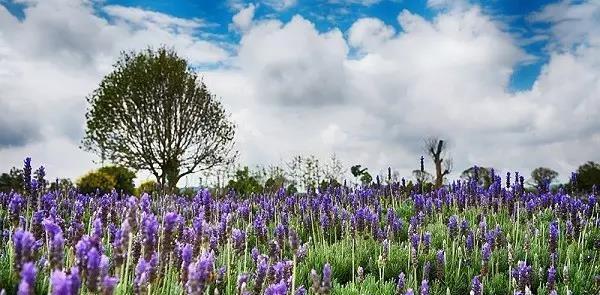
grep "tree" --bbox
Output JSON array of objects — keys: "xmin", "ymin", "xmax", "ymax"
[
  {"xmin": 573, "ymin": 162, "xmax": 600, "ymax": 193},
  {"xmin": 461, "ymin": 166, "xmax": 493, "ymax": 188},
  {"xmin": 98, "ymin": 166, "xmax": 136, "ymax": 195},
  {"xmin": 530, "ymin": 167, "xmax": 559, "ymax": 191},
  {"xmin": 412, "ymin": 169, "xmax": 433, "ymax": 184},
  {"xmin": 0, "ymin": 167, "xmax": 24, "ymax": 193},
  {"xmin": 227, "ymin": 167, "xmax": 263, "ymax": 195},
  {"xmin": 350, "ymin": 165, "xmax": 372, "ymax": 186},
  {"xmin": 83, "ymin": 47, "xmax": 236, "ymax": 190},
  {"xmin": 49, "ymin": 178, "xmax": 75, "ymax": 192},
  {"xmin": 77, "ymin": 171, "xmax": 116, "ymax": 195},
  {"xmin": 424, "ymin": 137, "xmax": 452, "ymax": 188}
]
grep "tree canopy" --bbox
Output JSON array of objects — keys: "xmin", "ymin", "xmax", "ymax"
[
  {"xmin": 573, "ymin": 161, "xmax": 600, "ymax": 193},
  {"xmin": 531, "ymin": 167, "xmax": 559, "ymax": 191},
  {"xmin": 83, "ymin": 47, "xmax": 236, "ymax": 190}
]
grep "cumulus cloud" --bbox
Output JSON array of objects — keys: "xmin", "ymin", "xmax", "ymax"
[
  {"xmin": 0, "ymin": 0, "xmax": 229, "ymax": 179},
  {"xmin": 348, "ymin": 17, "xmax": 395, "ymax": 52},
  {"xmin": 235, "ymin": 15, "xmax": 349, "ymax": 106},
  {"xmin": 231, "ymin": 3, "xmax": 256, "ymax": 32},
  {"xmin": 262, "ymin": 0, "xmax": 297, "ymax": 11},
  {"xmin": 1, "ymin": 0, "xmax": 598, "ymax": 184}
]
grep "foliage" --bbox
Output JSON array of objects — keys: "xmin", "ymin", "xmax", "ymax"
[
  {"xmin": 83, "ymin": 46, "xmax": 236, "ymax": 189},
  {"xmin": 573, "ymin": 161, "xmax": 600, "ymax": 193},
  {"xmin": 136, "ymin": 180, "xmax": 158, "ymax": 196},
  {"xmin": 351, "ymin": 165, "xmax": 372, "ymax": 186},
  {"xmin": 76, "ymin": 170, "xmax": 116, "ymax": 194},
  {"xmin": 48, "ymin": 178, "xmax": 75, "ymax": 192},
  {"xmin": 98, "ymin": 165, "xmax": 136, "ymax": 195},
  {"xmin": 2, "ymin": 158, "xmax": 600, "ymax": 295},
  {"xmin": 531, "ymin": 167, "xmax": 559, "ymax": 192},
  {"xmin": 0, "ymin": 167, "xmax": 24, "ymax": 193},
  {"xmin": 461, "ymin": 166, "xmax": 493, "ymax": 188},
  {"xmin": 226, "ymin": 166, "xmax": 263, "ymax": 195}
]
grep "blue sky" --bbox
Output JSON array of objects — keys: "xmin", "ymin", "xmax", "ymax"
[
  {"xmin": 99, "ymin": 0, "xmax": 554, "ymax": 91},
  {"xmin": 2, "ymin": 0, "xmax": 554, "ymax": 91},
  {"xmin": 0, "ymin": 0, "xmax": 598, "ymax": 184}
]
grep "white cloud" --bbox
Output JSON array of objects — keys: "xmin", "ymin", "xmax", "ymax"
[
  {"xmin": 0, "ymin": 0, "xmax": 230, "ymax": 180},
  {"xmin": 231, "ymin": 3, "xmax": 256, "ymax": 32},
  {"xmin": 262, "ymin": 0, "xmax": 297, "ymax": 11},
  {"xmin": 348, "ymin": 17, "xmax": 395, "ymax": 52},
  {"xmin": 1, "ymin": 0, "xmax": 599, "ymax": 185}
]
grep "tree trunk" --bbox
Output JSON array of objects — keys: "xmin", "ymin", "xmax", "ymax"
[{"xmin": 435, "ymin": 159, "xmax": 443, "ymax": 188}]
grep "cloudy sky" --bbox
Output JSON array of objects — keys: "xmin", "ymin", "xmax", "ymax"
[{"xmin": 0, "ymin": 0, "xmax": 598, "ymax": 184}]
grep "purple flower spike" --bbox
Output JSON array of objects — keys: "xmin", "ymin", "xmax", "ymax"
[
  {"xmin": 482, "ymin": 243, "xmax": 491, "ymax": 262},
  {"xmin": 86, "ymin": 247, "xmax": 101, "ymax": 292},
  {"xmin": 101, "ymin": 277, "xmax": 119, "ymax": 295},
  {"xmin": 405, "ymin": 289, "xmax": 415, "ymax": 295},
  {"xmin": 471, "ymin": 275, "xmax": 482, "ymax": 295},
  {"xmin": 232, "ymin": 228, "xmax": 246, "ymax": 254},
  {"xmin": 17, "ymin": 262, "xmax": 36, "ymax": 295},
  {"xmin": 547, "ymin": 265, "xmax": 556, "ymax": 291},
  {"xmin": 49, "ymin": 232, "xmax": 65, "ymax": 270},
  {"xmin": 420, "ymin": 279, "xmax": 429, "ymax": 295},
  {"xmin": 396, "ymin": 272, "xmax": 406, "ymax": 294},
  {"xmin": 13, "ymin": 229, "xmax": 36, "ymax": 271},
  {"xmin": 448, "ymin": 215, "xmax": 459, "ymax": 238},
  {"xmin": 186, "ymin": 251, "xmax": 215, "ymax": 294},
  {"xmin": 265, "ymin": 280, "xmax": 287, "ymax": 295},
  {"xmin": 51, "ymin": 270, "xmax": 69, "ymax": 295}
]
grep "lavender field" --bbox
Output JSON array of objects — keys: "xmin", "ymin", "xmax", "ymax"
[{"xmin": 0, "ymin": 159, "xmax": 598, "ymax": 295}]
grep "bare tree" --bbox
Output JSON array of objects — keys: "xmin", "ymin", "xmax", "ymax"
[{"xmin": 424, "ymin": 137, "xmax": 452, "ymax": 188}]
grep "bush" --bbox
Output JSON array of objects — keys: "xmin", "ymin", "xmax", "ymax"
[
  {"xmin": 136, "ymin": 180, "xmax": 158, "ymax": 196},
  {"xmin": 77, "ymin": 171, "xmax": 116, "ymax": 195},
  {"xmin": 98, "ymin": 165, "xmax": 136, "ymax": 195}
]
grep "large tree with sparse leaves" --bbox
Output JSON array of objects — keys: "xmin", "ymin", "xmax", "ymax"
[{"xmin": 83, "ymin": 47, "xmax": 236, "ymax": 190}]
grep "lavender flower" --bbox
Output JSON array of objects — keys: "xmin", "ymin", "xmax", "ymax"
[
  {"xmin": 466, "ymin": 231, "xmax": 474, "ymax": 253},
  {"xmin": 436, "ymin": 250, "xmax": 445, "ymax": 281},
  {"xmin": 86, "ymin": 247, "xmax": 101, "ymax": 292},
  {"xmin": 49, "ymin": 232, "xmax": 65, "ymax": 270},
  {"xmin": 134, "ymin": 259, "xmax": 150, "ymax": 295},
  {"xmin": 161, "ymin": 212, "xmax": 180, "ymax": 261},
  {"xmin": 180, "ymin": 244, "xmax": 193, "ymax": 283},
  {"xmin": 141, "ymin": 214, "xmax": 159, "ymax": 260},
  {"xmin": 448, "ymin": 215, "xmax": 459, "ymax": 238},
  {"xmin": 17, "ymin": 262, "xmax": 36, "ymax": 295},
  {"xmin": 471, "ymin": 275, "xmax": 482, "ymax": 295},
  {"xmin": 51, "ymin": 270, "xmax": 70, "ymax": 295},
  {"xmin": 13, "ymin": 229, "xmax": 36, "ymax": 271},
  {"xmin": 549, "ymin": 220, "xmax": 559, "ymax": 264},
  {"xmin": 322, "ymin": 263, "xmax": 332, "ymax": 293},
  {"xmin": 254, "ymin": 256, "xmax": 269, "ymax": 294},
  {"xmin": 481, "ymin": 242, "xmax": 491, "ymax": 276},
  {"xmin": 232, "ymin": 228, "xmax": 246, "ymax": 254},
  {"xmin": 547, "ymin": 265, "xmax": 556, "ymax": 291},
  {"xmin": 512, "ymin": 261, "xmax": 532, "ymax": 292},
  {"xmin": 395, "ymin": 272, "xmax": 406, "ymax": 294},
  {"xmin": 420, "ymin": 279, "xmax": 429, "ymax": 295},
  {"xmin": 422, "ymin": 232, "xmax": 431, "ymax": 252},
  {"xmin": 265, "ymin": 280, "xmax": 287, "ymax": 295},
  {"xmin": 186, "ymin": 251, "xmax": 215, "ymax": 294},
  {"xmin": 101, "ymin": 277, "xmax": 119, "ymax": 295}
]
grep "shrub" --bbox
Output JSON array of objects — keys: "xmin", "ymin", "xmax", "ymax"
[
  {"xmin": 76, "ymin": 170, "xmax": 116, "ymax": 195},
  {"xmin": 136, "ymin": 180, "xmax": 158, "ymax": 196},
  {"xmin": 98, "ymin": 165, "xmax": 136, "ymax": 195}
]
